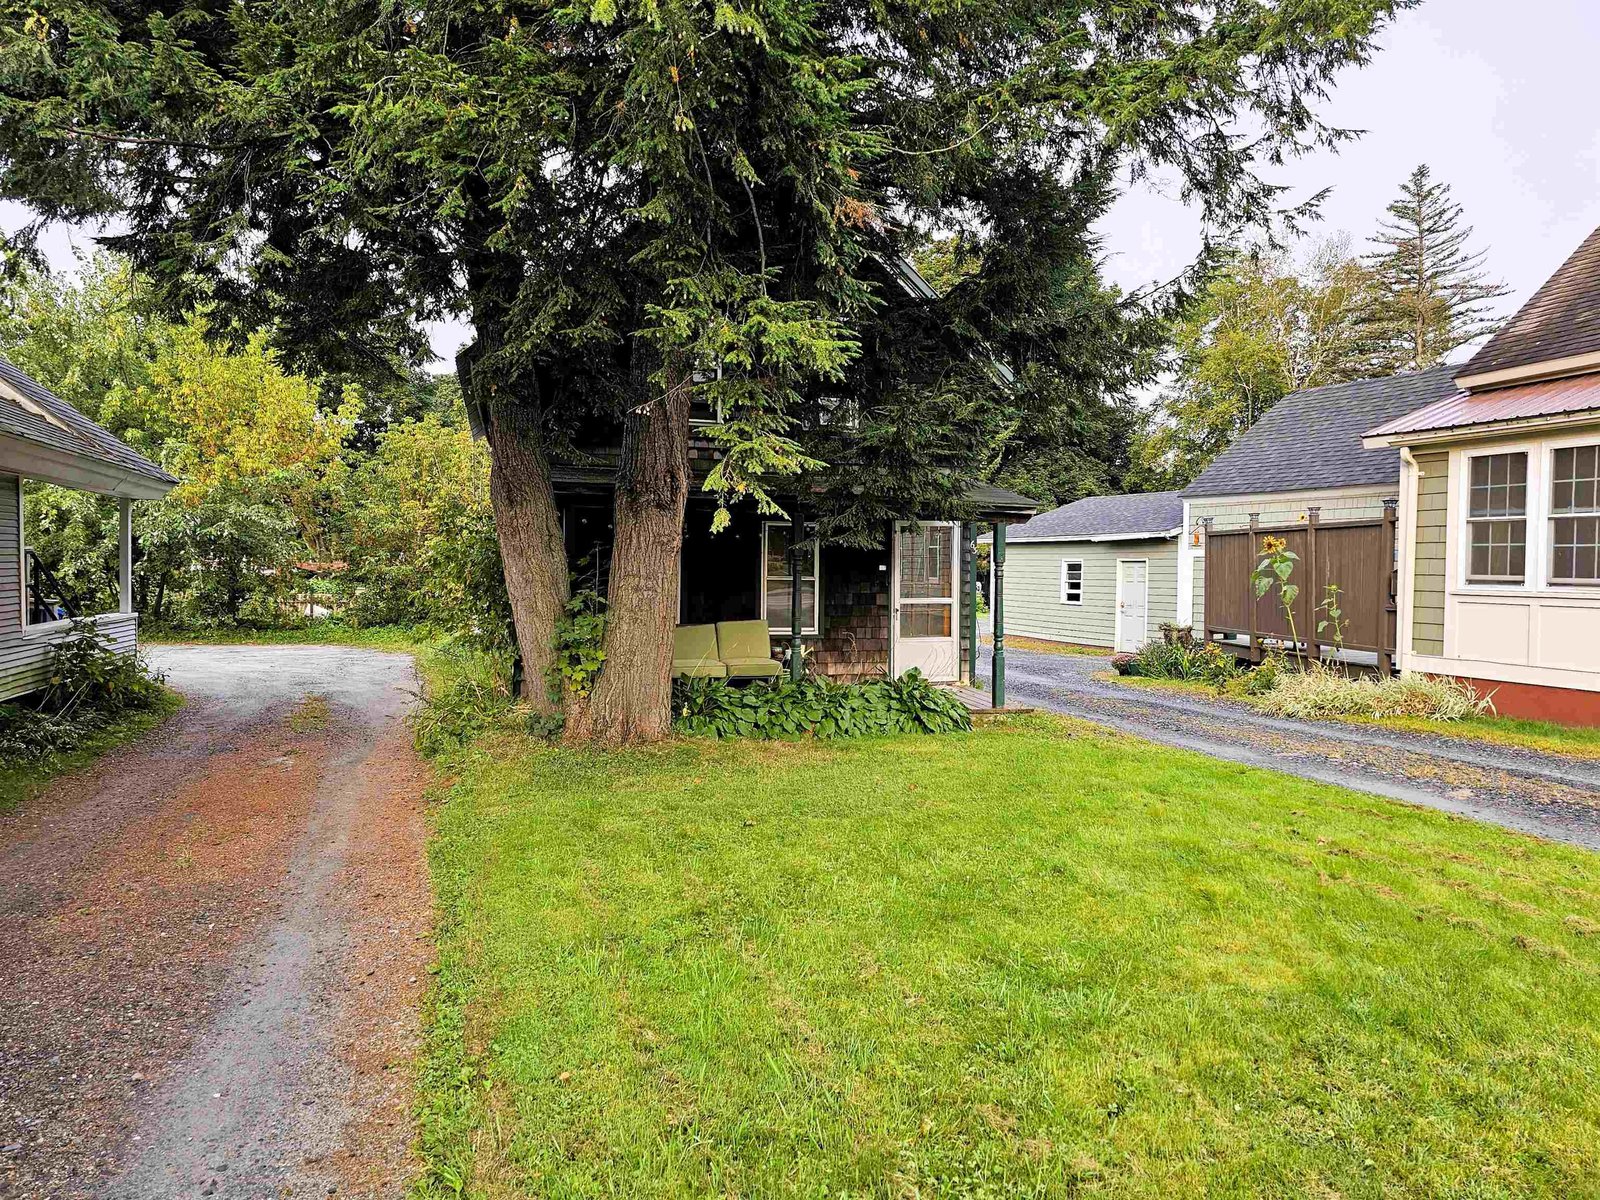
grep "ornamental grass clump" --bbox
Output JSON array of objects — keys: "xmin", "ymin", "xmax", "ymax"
[{"xmin": 1252, "ymin": 666, "xmax": 1492, "ymax": 721}]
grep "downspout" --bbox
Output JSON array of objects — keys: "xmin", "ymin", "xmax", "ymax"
[{"xmin": 1396, "ymin": 447, "xmax": 1421, "ymax": 676}]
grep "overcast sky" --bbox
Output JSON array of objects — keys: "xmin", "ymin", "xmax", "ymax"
[{"xmin": 7, "ymin": 0, "xmax": 1598, "ymax": 367}]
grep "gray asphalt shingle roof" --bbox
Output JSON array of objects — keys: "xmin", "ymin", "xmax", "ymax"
[
  {"xmin": 1461, "ymin": 224, "xmax": 1600, "ymax": 380},
  {"xmin": 0, "ymin": 355, "xmax": 176, "ymax": 488},
  {"xmin": 1004, "ymin": 490, "xmax": 1183, "ymax": 541},
  {"xmin": 1182, "ymin": 365, "xmax": 1460, "ymax": 499}
]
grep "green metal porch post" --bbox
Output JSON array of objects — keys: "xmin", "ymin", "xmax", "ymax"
[
  {"xmin": 789, "ymin": 503, "xmax": 805, "ymax": 681},
  {"xmin": 992, "ymin": 521, "xmax": 1006, "ymax": 709},
  {"xmin": 962, "ymin": 522, "xmax": 978, "ymax": 685}
]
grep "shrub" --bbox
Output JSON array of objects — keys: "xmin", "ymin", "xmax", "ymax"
[
  {"xmin": 41, "ymin": 619, "xmax": 166, "ymax": 717},
  {"xmin": 1110, "ymin": 652, "xmax": 1137, "ymax": 676},
  {"xmin": 412, "ymin": 645, "xmax": 518, "ymax": 756},
  {"xmin": 0, "ymin": 619, "xmax": 168, "ymax": 765},
  {"xmin": 1251, "ymin": 666, "xmax": 1492, "ymax": 721},
  {"xmin": 1127, "ymin": 630, "xmax": 1240, "ymax": 687},
  {"xmin": 673, "ymin": 669, "xmax": 972, "ymax": 740}
]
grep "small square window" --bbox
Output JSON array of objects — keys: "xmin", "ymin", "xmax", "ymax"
[{"xmin": 1060, "ymin": 560, "xmax": 1083, "ymax": 605}]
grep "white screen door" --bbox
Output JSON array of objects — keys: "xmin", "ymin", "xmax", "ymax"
[
  {"xmin": 1116, "ymin": 559, "xmax": 1149, "ymax": 652},
  {"xmin": 893, "ymin": 521, "xmax": 960, "ymax": 681}
]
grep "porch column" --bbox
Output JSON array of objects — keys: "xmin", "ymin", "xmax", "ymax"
[
  {"xmin": 118, "ymin": 497, "xmax": 134, "ymax": 614},
  {"xmin": 991, "ymin": 521, "xmax": 1006, "ymax": 709},
  {"xmin": 789, "ymin": 503, "xmax": 805, "ymax": 681},
  {"xmin": 962, "ymin": 522, "xmax": 978, "ymax": 685}
]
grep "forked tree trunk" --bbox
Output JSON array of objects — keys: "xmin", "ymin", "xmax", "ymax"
[
  {"xmin": 460, "ymin": 345, "xmax": 570, "ymax": 713},
  {"xmin": 564, "ymin": 351, "xmax": 692, "ymax": 745}
]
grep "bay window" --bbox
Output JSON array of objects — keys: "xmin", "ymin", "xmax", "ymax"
[
  {"xmin": 1550, "ymin": 444, "xmax": 1600, "ymax": 585},
  {"xmin": 1466, "ymin": 452, "xmax": 1527, "ymax": 584}
]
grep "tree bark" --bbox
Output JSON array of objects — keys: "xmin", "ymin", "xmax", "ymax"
[
  {"xmin": 564, "ymin": 349, "xmax": 692, "ymax": 745},
  {"xmin": 459, "ymin": 348, "xmax": 570, "ymax": 712}
]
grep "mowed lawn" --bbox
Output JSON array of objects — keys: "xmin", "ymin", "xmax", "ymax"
[{"xmin": 419, "ymin": 716, "xmax": 1600, "ymax": 1198}]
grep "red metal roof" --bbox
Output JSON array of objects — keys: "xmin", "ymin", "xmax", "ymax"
[{"xmin": 1365, "ymin": 373, "xmax": 1600, "ymax": 439}]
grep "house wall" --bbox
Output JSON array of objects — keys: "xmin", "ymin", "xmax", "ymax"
[
  {"xmin": 1186, "ymin": 483, "xmax": 1399, "ymax": 632},
  {"xmin": 1410, "ymin": 451, "xmax": 1449, "ymax": 655},
  {"xmin": 1396, "ymin": 420, "xmax": 1600, "ymax": 720},
  {"xmin": 1002, "ymin": 537, "xmax": 1178, "ymax": 650},
  {"xmin": 0, "ymin": 473, "xmax": 139, "ymax": 700}
]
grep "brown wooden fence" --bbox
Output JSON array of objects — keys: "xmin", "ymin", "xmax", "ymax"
[{"xmin": 1202, "ymin": 502, "xmax": 1398, "ymax": 674}]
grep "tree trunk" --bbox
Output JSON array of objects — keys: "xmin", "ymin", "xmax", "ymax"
[
  {"xmin": 479, "ymin": 392, "xmax": 569, "ymax": 713},
  {"xmin": 564, "ymin": 350, "xmax": 692, "ymax": 745}
]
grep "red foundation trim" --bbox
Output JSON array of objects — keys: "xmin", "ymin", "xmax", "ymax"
[{"xmin": 1440, "ymin": 675, "xmax": 1600, "ymax": 727}]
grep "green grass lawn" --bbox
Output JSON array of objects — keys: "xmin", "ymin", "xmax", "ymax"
[
  {"xmin": 145, "ymin": 622, "xmax": 432, "ymax": 652},
  {"xmin": 0, "ymin": 688, "xmax": 181, "ymax": 813},
  {"xmin": 1104, "ymin": 673, "xmax": 1600, "ymax": 760},
  {"xmin": 417, "ymin": 716, "xmax": 1600, "ymax": 1198}
]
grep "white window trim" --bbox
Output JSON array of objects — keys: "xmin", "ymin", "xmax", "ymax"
[
  {"xmin": 1461, "ymin": 447, "xmax": 1531, "ymax": 587},
  {"xmin": 1059, "ymin": 558, "xmax": 1084, "ymax": 605},
  {"xmin": 761, "ymin": 521, "xmax": 820, "ymax": 636},
  {"xmin": 1548, "ymin": 441, "xmax": 1600, "ymax": 587},
  {"xmin": 1453, "ymin": 432, "xmax": 1600, "ymax": 596}
]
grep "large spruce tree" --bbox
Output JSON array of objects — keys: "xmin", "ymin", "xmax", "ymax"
[
  {"xmin": 1, "ymin": 0, "xmax": 1412, "ymax": 741},
  {"xmin": 1364, "ymin": 164, "xmax": 1508, "ymax": 371}
]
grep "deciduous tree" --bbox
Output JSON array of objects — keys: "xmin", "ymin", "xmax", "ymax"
[
  {"xmin": 1, "ymin": 0, "xmax": 1414, "ymax": 740},
  {"xmin": 1139, "ymin": 238, "xmax": 1377, "ymax": 488}
]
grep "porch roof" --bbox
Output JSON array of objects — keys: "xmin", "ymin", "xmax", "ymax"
[{"xmin": 0, "ymin": 356, "xmax": 177, "ymax": 498}]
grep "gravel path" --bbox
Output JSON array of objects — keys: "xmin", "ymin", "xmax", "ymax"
[
  {"xmin": 979, "ymin": 645, "xmax": 1600, "ymax": 850},
  {"xmin": 0, "ymin": 645, "xmax": 431, "ymax": 1200}
]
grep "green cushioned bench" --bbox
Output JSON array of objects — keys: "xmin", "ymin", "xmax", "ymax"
[{"xmin": 670, "ymin": 620, "xmax": 784, "ymax": 680}]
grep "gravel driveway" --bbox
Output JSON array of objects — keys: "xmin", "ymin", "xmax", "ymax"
[
  {"xmin": 0, "ymin": 645, "xmax": 431, "ymax": 1200},
  {"xmin": 980, "ymin": 645, "xmax": 1600, "ymax": 850}
]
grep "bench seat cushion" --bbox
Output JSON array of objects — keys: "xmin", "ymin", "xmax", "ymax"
[
  {"xmin": 672, "ymin": 624, "xmax": 725, "ymax": 678},
  {"xmin": 723, "ymin": 656, "xmax": 783, "ymax": 678}
]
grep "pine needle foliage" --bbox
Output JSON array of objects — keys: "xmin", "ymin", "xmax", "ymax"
[{"xmin": 1363, "ymin": 164, "xmax": 1509, "ymax": 371}]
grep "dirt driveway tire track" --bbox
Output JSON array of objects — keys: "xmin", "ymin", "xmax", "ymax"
[{"xmin": 0, "ymin": 645, "xmax": 431, "ymax": 1200}]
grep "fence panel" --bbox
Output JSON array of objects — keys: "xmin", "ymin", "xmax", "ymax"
[{"xmin": 1201, "ymin": 505, "xmax": 1396, "ymax": 671}]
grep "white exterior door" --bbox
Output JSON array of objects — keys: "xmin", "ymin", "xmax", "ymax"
[
  {"xmin": 892, "ymin": 521, "xmax": 960, "ymax": 682},
  {"xmin": 1116, "ymin": 559, "xmax": 1149, "ymax": 652}
]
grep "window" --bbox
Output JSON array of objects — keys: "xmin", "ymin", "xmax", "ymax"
[
  {"xmin": 1060, "ymin": 559, "xmax": 1083, "ymax": 604},
  {"xmin": 762, "ymin": 522, "xmax": 818, "ymax": 634},
  {"xmin": 1466, "ymin": 452, "xmax": 1528, "ymax": 583},
  {"xmin": 1550, "ymin": 443, "xmax": 1600, "ymax": 584}
]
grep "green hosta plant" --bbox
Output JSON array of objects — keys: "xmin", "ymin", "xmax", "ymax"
[{"xmin": 673, "ymin": 670, "xmax": 972, "ymax": 740}]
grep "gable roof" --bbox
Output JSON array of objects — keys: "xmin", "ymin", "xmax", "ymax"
[
  {"xmin": 1003, "ymin": 490, "xmax": 1183, "ymax": 542},
  {"xmin": 1460, "ymin": 225, "xmax": 1600, "ymax": 384},
  {"xmin": 1182, "ymin": 365, "xmax": 1460, "ymax": 500},
  {"xmin": 0, "ymin": 355, "xmax": 177, "ymax": 495}
]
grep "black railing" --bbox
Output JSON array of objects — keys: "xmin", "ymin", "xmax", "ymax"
[{"xmin": 25, "ymin": 549, "xmax": 78, "ymax": 625}]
